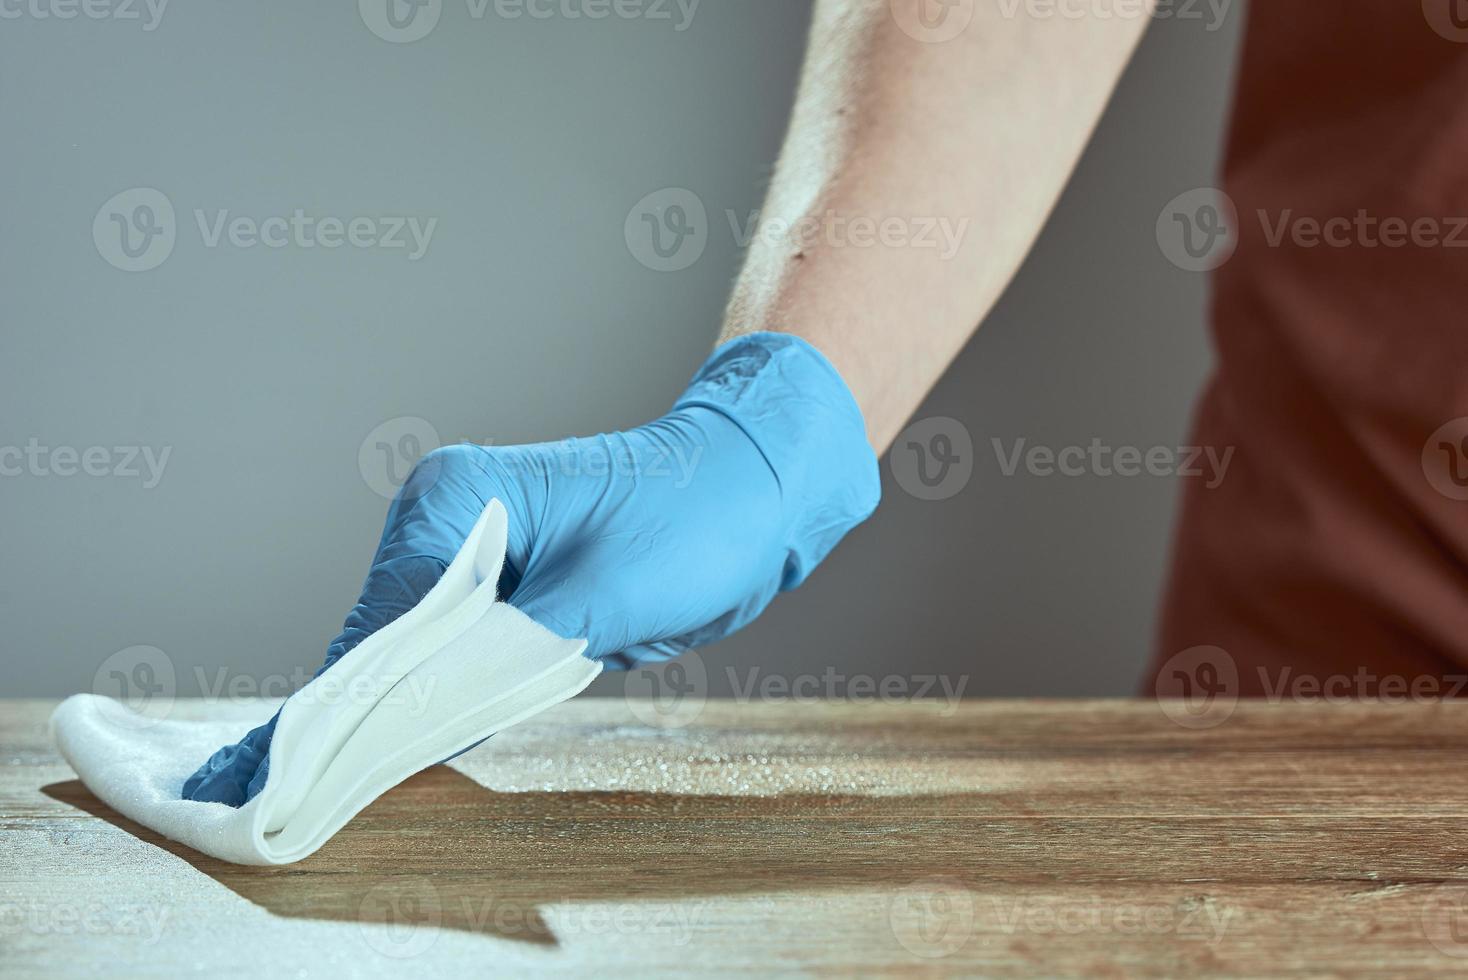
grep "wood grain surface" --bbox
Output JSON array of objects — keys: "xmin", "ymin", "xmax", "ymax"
[{"xmin": 4, "ymin": 697, "xmax": 1468, "ymax": 977}]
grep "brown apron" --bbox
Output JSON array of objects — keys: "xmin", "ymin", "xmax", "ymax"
[{"xmin": 1150, "ymin": 2, "xmax": 1468, "ymax": 698}]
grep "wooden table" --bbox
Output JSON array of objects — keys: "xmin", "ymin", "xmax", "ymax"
[{"xmin": 4, "ymin": 698, "xmax": 1468, "ymax": 977}]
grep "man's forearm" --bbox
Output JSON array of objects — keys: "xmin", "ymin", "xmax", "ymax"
[{"xmin": 720, "ymin": 0, "xmax": 1154, "ymax": 451}]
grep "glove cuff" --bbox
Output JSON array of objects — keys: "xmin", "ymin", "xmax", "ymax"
[{"xmin": 674, "ymin": 331, "xmax": 881, "ymax": 590}]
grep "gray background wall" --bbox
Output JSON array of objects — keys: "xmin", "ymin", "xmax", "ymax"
[{"xmin": 1, "ymin": 1, "xmax": 1242, "ymax": 700}]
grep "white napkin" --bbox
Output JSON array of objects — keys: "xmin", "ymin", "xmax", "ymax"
[{"xmin": 50, "ymin": 500, "xmax": 600, "ymax": 865}]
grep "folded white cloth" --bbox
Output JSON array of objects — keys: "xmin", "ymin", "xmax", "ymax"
[{"xmin": 50, "ymin": 500, "xmax": 600, "ymax": 865}]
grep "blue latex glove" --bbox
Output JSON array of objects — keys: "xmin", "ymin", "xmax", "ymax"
[{"xmin": 182, "ymin": 332, "xmax": 879, "ymax": 805}]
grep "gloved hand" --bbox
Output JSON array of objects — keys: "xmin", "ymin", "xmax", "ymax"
[{"xmin": 182, "ymin": 332, "xmax": 879, "ymax": 805}]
